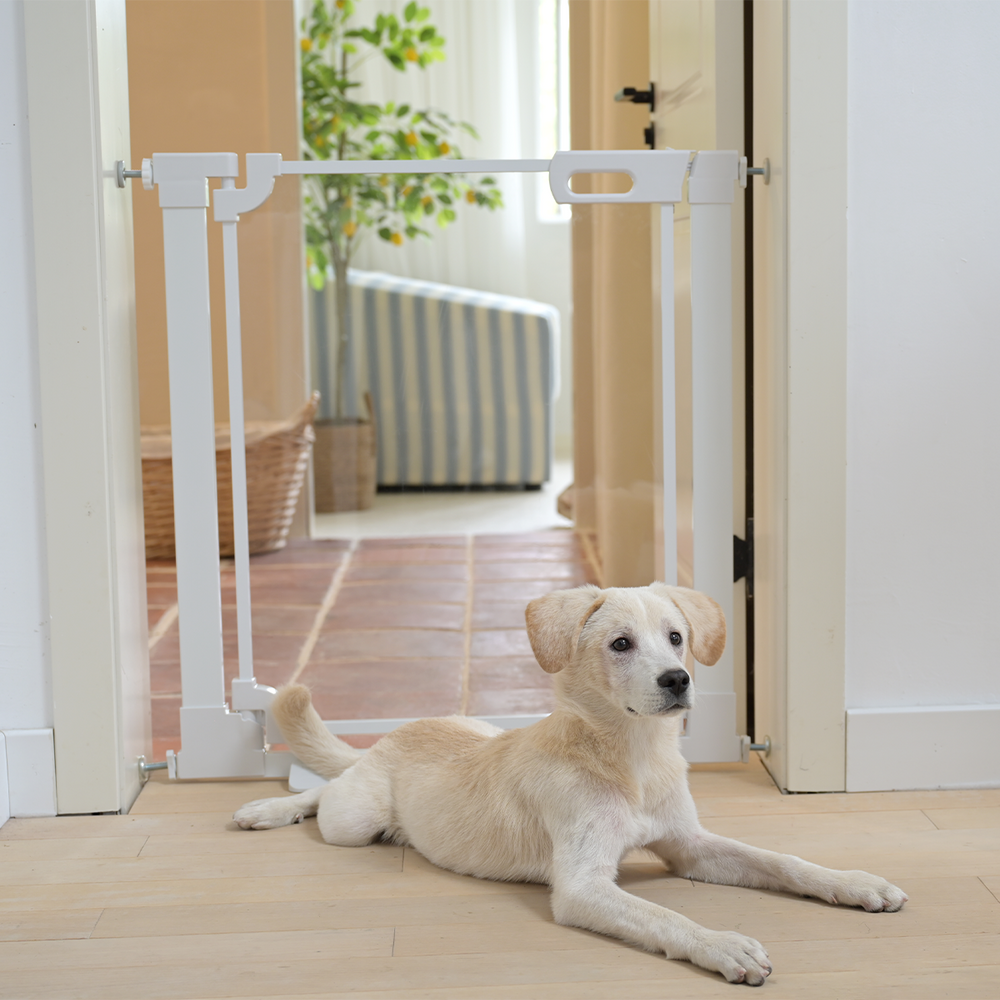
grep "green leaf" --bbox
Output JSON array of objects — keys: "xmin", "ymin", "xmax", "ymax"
[{"xmin": 404, "ymin": 1, "xmax": 418, "ymax": 22}]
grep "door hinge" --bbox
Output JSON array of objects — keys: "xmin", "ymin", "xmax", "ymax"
[{"xmin": 733, "ymin": 517, "xmax": 754, "ymax": 597}]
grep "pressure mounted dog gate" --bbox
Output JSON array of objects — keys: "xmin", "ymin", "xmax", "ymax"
[{"xmin": 134, "ymin": 149, "xmax": 749, "ymax": 781}]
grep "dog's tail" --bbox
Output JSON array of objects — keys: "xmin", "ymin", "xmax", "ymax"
[{"xmin": 271, "ymin": 684, "xmax": 363, "ymax": 779}]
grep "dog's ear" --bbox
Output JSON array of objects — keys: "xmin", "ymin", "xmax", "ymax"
[
  {"xmin": 525, "ymin": 585, "xmax": 605, "ymax": 673},
  {"xmin": 651, "ymin": 584, "xmax": 727, "ymax": 665}
]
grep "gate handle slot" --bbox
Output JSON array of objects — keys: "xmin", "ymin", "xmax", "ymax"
[{"xmin": 548, "ymin": 149, "xmax": 690, "ymax": 205}]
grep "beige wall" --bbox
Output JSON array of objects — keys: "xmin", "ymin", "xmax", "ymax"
[
  {"xmin": 127, "ymin": 0, "xmax": 308, "ymax": 429},
  {"xmin": 569, "ymin": 0, "xmax": 656, "ymax": 588}
]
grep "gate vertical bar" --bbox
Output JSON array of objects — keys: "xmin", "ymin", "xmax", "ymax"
[
  {"xmin": 160, "ymin": 204, "xmax": 226, "ymax": 710},
  {"xmin": 660, "ymin": 203, "xmax": 678, "ymax": 586},
  {"xmin": 685, "ymin": 150, "xmax": 741, "ymax": 760},
  {"xmin": 690, "ymin": 199, "xmax": 734, "ymax": 691},
  {"xmin": 219, "ymin": 193, "xmax": 255, "ymax": 684}
]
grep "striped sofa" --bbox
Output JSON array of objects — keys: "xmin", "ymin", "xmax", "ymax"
[{"xmin": 313, "ymin": 270, "xmax": 560, "ymax": 488}]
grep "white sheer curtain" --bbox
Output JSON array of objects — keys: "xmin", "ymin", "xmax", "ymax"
[{"xmin": 348, "ymin": 0, "xmax": 535, "ymax": 297}]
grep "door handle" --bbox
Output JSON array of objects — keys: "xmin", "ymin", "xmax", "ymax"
[{"xmin": 613, "ymin": 83, "xmax": 655, "ymax": 112}]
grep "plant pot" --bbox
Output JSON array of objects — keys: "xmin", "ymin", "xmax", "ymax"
[{"xmin": 313, "ymin": 393, "xmax": 377, "ymax": 512}]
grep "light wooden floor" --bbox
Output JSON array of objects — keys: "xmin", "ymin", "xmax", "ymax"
[{"xmin": 2, "ymin": 757, "xmax": 998, "ymax": 999}]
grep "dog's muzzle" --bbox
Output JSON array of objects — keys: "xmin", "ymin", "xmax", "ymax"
[{"xmin": 657, "ymin": 668, "xmax": 692, "ymax": 710}]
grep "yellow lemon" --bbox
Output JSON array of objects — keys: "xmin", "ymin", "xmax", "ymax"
[
  {"xmin": 421, "ymin": 195, "xmax": 433, "ymax": 206},
  {"xmin": 315, "ymin": 135, "xmax": 325, "ymax": 147},
  {"xmin": 438, "ymin": 142, "xmax": 450, "ymax": 155},
  {"xmin": 405, "ymin": 47, "xmax": 418, "ymax": 61},
  {"xmin": 379, "ymin": 175, "xmax": 389, "ymax": 186},
  {"xmin": 390, "ymin": 232, "xmax": 404, "ymax": 245},
  {"xmin": 343, "ymin": 221, "xmax": 357, "ymax": 237},
  {"xmin": 466, "ymin": 189, "xmax": 476, "ymax": 203},
  {"xmin": 405, "ymin": 131, "xmax": 418, "ymax": 147},
  {"xmin": 402, "ymin": 185, "xmax": 413, "ymax": 196},
  {"xmin": 300, "ymin": 38, "xmax": 312, "ymax": 52}
]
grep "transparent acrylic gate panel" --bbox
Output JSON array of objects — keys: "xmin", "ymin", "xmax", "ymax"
[{"xmin": 147, "ymin": 150, "xmax": 741, "ymax": 779}]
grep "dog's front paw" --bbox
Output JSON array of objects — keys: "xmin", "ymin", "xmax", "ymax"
[
  {"xmin": 823, "ymin": 870, "xmax": 907, "ymax": 912},
  {"xmin": 689, "ymin": 929, "xmax": 772, "ymax": 986},
  {"xmin": 233, "ymin": 797, "xmax": 306, "ymax": 830}
]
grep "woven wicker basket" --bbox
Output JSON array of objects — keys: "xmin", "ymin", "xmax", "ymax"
[{"xmin": 141, "ymin": 393, "xmax": 318, "ymax": 560}]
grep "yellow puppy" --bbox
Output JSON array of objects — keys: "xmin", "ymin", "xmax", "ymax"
[{"xmin": 235, "ymin": 583, "xmax": 906, "ymax": 986}]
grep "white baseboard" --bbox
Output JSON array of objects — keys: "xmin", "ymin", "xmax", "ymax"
[
  {"xmin": 0, "ymin": 733, "xmax": 9, "ymax": 829},
  {"xmin": 1, "ymin": 728, "xmax": 57, "ymax": 817},
  {"xmin": 846, "ymin": 704, "xmax": 1000, "ymax": 792}
]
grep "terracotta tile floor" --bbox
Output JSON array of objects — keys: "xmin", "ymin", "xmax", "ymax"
[{"xmin": 148, "ymin": 530, "xmax": 599, "ymax": 759}]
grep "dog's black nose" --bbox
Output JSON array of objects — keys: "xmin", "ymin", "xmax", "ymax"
[{"xmin": 657, "ymin": 669, "xmax": 690, "ymax": 695}]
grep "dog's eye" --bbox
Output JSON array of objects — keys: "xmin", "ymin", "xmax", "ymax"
[
  {"xmin": 669, "ymin": 631, "xmax": 683, "ymax": 646},
  {"xmin": 611, "ymin": 637, "xmax": 631, "ymax": 652}
]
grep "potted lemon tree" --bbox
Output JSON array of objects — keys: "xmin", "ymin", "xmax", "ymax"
[{"xmin": 301, "ymin": 0, "xmax": 503, "ymax": 510}]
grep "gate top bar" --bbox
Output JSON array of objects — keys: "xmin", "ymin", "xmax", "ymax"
[
  {"xmin": 151, "ymin": 150, "xmax": 738, "ymax": 222},
  {"xmin": 280, "ymin": 157, "xmax": 552, "ymax": 175}
]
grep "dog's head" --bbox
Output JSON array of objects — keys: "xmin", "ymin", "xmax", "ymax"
[{"xmin": 524, "ymin": 583, "xmax": 726, "ymax": 719}]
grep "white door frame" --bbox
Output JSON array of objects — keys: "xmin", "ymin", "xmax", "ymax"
[
  {"xmin": 24, "ymin": 0, "xmax": 150, "ymax": 814},
  {"xmin": 752, "ymin": 0, "xmax": 849, "ymax": 792},
  {"xmin": 142, "ymin": 148, "xmax": 747, "ymax": 780}
]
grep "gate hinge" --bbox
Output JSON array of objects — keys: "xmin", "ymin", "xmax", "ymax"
[{"xmin": 733, "ymin": 517, "xmax": 754, "ymax": 597}]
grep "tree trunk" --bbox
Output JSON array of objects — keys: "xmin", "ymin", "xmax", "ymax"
[{"xmin": 332, "ymin": 255, "xmax": 349, "ymax": 420}]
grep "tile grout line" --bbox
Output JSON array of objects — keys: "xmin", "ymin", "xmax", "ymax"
[
  {"xmin": 147, "ymin": 604, "xmax": 178, "ymax": 652},
  {"xmin": 459, "ymin": 534, "xmax": 474, "ymax": 716},
  {"xmin": 287, "ymin": 539, "xmax": 359, "ymax": 686}
]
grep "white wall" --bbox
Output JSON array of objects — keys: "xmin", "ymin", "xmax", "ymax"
[
  {"xmin": 0, "ymin": 0, "xmax": 52, "ymax": 734},
  {"xmin": 845, "ymin": 1, "xmax": 1000, "ymax": 788}
]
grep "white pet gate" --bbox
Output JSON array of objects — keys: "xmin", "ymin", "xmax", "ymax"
[{"xmin": 131, "ymin": 149, "xmax": 753, "ymax": 783}]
